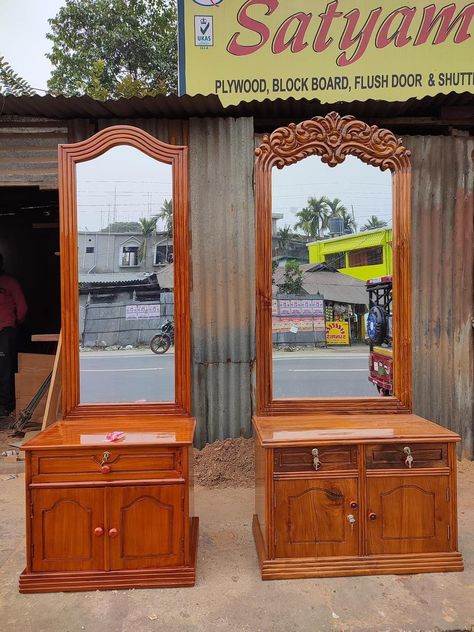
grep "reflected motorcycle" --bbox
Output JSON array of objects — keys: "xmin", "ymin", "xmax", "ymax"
[{"xmin": 150, "ymin": 320, "xmax": 174, "ymax": 354}]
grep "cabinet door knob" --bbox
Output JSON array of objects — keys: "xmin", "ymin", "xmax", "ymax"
[
  {"xmin": 350, "ymin": 501, "xmax": 358, "ymax": 509},
  {"xmin": 369, "ymin": 512, "xmax": 377, "ymax": 521},
  {"xmin": 108, "ymin": 528, "xmax": 119, "ymax": 538},
  {"xmin": 94, "ymin": 527, "xmax": 104, "ymax": 537},
  {"xmin": 101, "ymin": 465, "xmax": 111, "ymax": 474}
]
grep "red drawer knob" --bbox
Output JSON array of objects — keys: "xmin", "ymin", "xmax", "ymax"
[
  {"xmin": 369, "ymin": 513, "xmax": 377, "ymax": 521},
  {"xmin": 108, "ymin": 528, "xmax": 118, "ymax": 538},
  {"xmin": 101, "ymin": 465, "xmax": 111, "ymax": 474},
  {"xmin": 94, "ymin": 527, "xmax": 104, "ymax": 537}
]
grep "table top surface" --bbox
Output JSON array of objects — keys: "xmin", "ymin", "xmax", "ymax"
[
  {"xmin": 22, "ymin": 416, "xmax": 195, "ymax": 450},
  {"xmin": 253, "ymin": 414, "xmax": 460, "ymax": 447}
]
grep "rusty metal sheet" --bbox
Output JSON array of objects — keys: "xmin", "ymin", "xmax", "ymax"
[
  {"xmin": 189, "ymin": 117, "xmax": 255, "ymax": 447},
  {"xmin": 408, "ymin": 135, "xmax": 474, "ymax": 458},
  {"xmin": 0, "ymin": 123, "xmax": 68, "ymax": 189}
]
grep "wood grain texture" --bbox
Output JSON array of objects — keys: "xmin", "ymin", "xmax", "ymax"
[
  {"xmin": 253, "ymin": 414, "xmax": 460, "ymax": 447},
  {"xmin": 253, "ymin": 415, "xmax": 462, "ymax": 580},
  {"xmin": 22, "ymin": 416, "xmax": 196, "ymax": 449},
  {"xmin": 20, "ymin": 517, "xmax": 198, "ymax": 593},
  {"xmin": 255, "ymin": 112, "xmax": 412, "ymax": 415},
  {"xmin": 58, "ymin": 125, "xmax": 191, "ymax": 418},
  {"xmin": 366, "ymin": 475, "xmax": 451, "ymax": 555},
  {"xmin": 274, "ymin": 478, "xmax": 359, "ymax": 559},
  {"xmin": 21, "ymin": 419, "xmax": 197, "ymax": 592}
]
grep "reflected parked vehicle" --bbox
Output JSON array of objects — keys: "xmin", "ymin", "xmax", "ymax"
[
  {"xmin": 366, "ymin": 276, "xmax": 393, "ymax": 396},
  {"xmin": 150, "ymin": 320, "xmax": 174, "ymax": 354}
]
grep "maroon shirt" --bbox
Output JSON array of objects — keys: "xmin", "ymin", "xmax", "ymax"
[{"xmin": 0, "ymin": 274, "xmax": 27, "ymax": 330}]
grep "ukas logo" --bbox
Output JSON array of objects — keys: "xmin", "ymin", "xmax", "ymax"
[{"xmin": 195, "ymin": 16, "xmax": 213, "ymax": 47}]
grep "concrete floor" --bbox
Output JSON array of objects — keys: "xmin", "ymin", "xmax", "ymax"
[{"xmin": 1, "ymin": 463, "xmax": 473, "ymax": 632}]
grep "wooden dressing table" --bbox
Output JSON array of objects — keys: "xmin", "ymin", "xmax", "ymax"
[
  {"xmin": 20, "ymin": 417, "xmax": 197, "ymax": 592},
  {"xmin": 253, "ymin": 414, "xmax": 462, "ymax": 579},
  {"xmin": 20, "ymin": 126, "xmax": 196, "ymax": 592},
  {"xmin": 252, "ymin": 113, "xmax": 463, "ymax": 580}
]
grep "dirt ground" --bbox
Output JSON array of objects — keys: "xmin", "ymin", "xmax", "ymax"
[
  {"xmin": 194, "ymin": 437, "xmax": 254, "ymax": 487},
  {"xmin": 1, "ymin": 431, "xmax": 474, "ymax": 632}
]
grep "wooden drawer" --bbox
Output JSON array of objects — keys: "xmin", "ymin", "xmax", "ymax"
[
  {"xmin": 274, "ymin": 445, "xmax": 357, "ymax": 473},
  {"xmin": 31, "ymin": 447, "xmax": 182, "ymax": 483},
  {"xmin": 366, "ymin": 443, "xmax": 448, "ymax": 469}
]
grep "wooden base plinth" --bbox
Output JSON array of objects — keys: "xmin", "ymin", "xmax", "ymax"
[
  {"xmin": 253, "ymin": 515, "xmax": 463, "ymax": 580},
  {"xmin": 20, "ymin": 518, "xmax": 199, "ymax": 593}
]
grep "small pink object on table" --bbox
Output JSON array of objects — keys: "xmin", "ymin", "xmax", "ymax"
[{"xmin": 105, "ymin": 431, "xmax": 125, "ymax": 442}]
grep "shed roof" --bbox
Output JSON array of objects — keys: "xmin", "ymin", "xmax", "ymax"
[
  {"xmin": 1, "ymin": 92, "xmax": 473, "ymax": 132},
  {"xmin": 78, "ymin": 272, "xmax": 157, "ymax": 286},
  {"xmin": 273, "ymin": 263, "xmax": 368, "ymax": 305}
]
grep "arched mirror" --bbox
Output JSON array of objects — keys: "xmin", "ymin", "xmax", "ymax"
[
  {"xmin": 255, "ymin": 112, "xmax": 412, "ymax": 415},
  {"xmin": 59, "ymin": 126, "xmax": 190, "ymax": 417}
]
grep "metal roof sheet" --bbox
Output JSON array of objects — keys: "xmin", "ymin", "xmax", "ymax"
[
  {"xmin": 273, "ymin": 264, "xmax": 368, "ymax": 304},
  {"xmin": 79, "ymin": 272, "xmax": 156, "ymax": 285},
  {"xmin": 1, "ymin": 92, "xmax": 473, "ymax": 127}
]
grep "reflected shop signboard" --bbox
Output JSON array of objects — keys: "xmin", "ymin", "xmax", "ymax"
[
  {"xmin": 178, "ymin": 1, "xmax": 474, "ymax": 106},
  {"xmin": 125, "ymin": 304, "xmax": 161, "ymax": 320},
  {"xmin": 326, "ymin": 320, "xmax": 350, "ymax": 345}
]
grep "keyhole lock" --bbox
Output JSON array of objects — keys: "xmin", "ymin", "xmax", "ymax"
[
  {"xmin": 311, "ymin": 448, "xmax": 321, "ymax": 471},
  {"xmin": 101, "ymin": 451, "xmax": 110, "ymax": 466},
  {"xmin": 403, "ymin": 446, "xmax": 414, "ymax": 468}
]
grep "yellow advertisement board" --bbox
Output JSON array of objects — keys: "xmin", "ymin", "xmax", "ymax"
[
  {"xmin": 178, "ymin": 1, "xmax": 474, "ymax": 106},
  {"xmin": 326, "ymin": 320, "xmax": 350, "ymax": 345}
]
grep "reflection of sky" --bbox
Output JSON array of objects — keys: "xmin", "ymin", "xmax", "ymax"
[
  {"xmin": 77, "ymin": 146, "xmax": 172, "ymax": 232},
  {"xmin": 272, "ymin": 155, "xmax": 392, "ymax": 232}
]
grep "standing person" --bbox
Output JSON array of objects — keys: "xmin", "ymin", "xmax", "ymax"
[{"xmin": 0, "ymin": 253, "xmax": 27, "ymax": 418}]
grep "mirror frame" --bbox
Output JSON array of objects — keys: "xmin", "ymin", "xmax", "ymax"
[
  {"xmin": 59, "ymin": 125, "xmax": 190, "ymax": 417},
  {"xmin": 255, "ymin": 112, "xmax": 412, "ymax": 415}
]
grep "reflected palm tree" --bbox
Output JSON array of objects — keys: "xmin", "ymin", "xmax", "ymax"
[
  {"xmin": 295, "ymin": 197, "xmax": 330, "ymax": 239},
  {"xmin": 138, "ymin": 217, "xmax": 157, "ymax": 265},
  {"xmin": 362, "ymin": 215, "xmax": 388, "ymax": 231}
]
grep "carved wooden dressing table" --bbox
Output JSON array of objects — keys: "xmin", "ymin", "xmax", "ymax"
[
  {"xmin": 253, "ymin": 414, "xmax": 462, "ymax": 579},
  {"xmin": 20, "ymin": 126, "xmax": 197, "ymax": 592},
  {"xmin": 252, "ymin": 113, "xmax": 463, "ymax": 579}
]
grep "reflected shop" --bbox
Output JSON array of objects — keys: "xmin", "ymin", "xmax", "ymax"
[{"xmin": 0, "ymin": 0, "xmax": 472, "ymax": 599}]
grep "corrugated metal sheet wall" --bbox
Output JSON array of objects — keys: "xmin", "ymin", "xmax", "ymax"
[
  {"xmin": 189, "ymin": 118, "xmax": 255, "ymax": 448},
  {"xmin": 408, "ymin": 135, "xmax": 474, "ymax": 457},
  {"xmin": 0, "ymin": 119, "xmax": 68, "ymax": 189}
]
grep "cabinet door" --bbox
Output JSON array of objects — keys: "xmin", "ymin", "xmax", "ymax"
[
  {"xmin": 31, "ymin": 488, "xmax": 105, "ymax": 572},
  {"xmin": 367, "ymin": 475, "xmax": 451, "ymax": 555},
  {"xmin": 274, "ymin": 479, "xmax": 359, "ymax": 558},
  {"xmin": 108, "ymin": 485, "xmax": 184, "ymax": 570}
]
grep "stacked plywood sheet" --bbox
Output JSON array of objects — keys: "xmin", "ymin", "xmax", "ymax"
[{"xmin": 15, "ymin": 353, "xmax": 55, "ymax": 422}]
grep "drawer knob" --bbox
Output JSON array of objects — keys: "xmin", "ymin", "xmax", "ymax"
[
  {"xmin": 108, "ymin": 528, "xmax": 118, "ymax": 538},
  {"xmin": 94, "ymin": 527, "xmax": 104, "ymax": 537},
  {"xmin": 350, "ymin": 501, "xmax": 358, "ymax": 510},
  {"xmin": 369, "ymin": 512, "xmax": 377, "ymax": 521},
  {"xmin": 101, "ymin": 465, "xmax": 111, "ymax": 474},
  {"xmin": 311, "ymin": 448, "xmax": 321, "ymax": 470},
  {"xmin": 403, "ymin": 446, "xmax": 414, "ymax": 468}
]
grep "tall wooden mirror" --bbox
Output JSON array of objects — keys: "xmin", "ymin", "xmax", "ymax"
[
  {"xmin": 255, "ymin": 112, "xmax": 412, "ymax": 415},
  {"xmin": 59, "ymin": 125, "xmax": 190, "ymax": 417}
]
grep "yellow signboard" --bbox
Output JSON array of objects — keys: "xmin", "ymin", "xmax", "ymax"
[
  {"xmin": 178, "ymin": 1, "xmax": 474, "ymax": 106},
  {"xmin": 326, "ymin": 320, "xmax": 350, "ymax": 345}
]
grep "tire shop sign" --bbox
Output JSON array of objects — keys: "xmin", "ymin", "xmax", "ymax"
[
  {"xmin": 326, "ymin": 321, "xmax": 350, "ymax": 345},
  {"xmin": 178, "ymin": 0, "xmax": 474, "ymax": 106}
]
